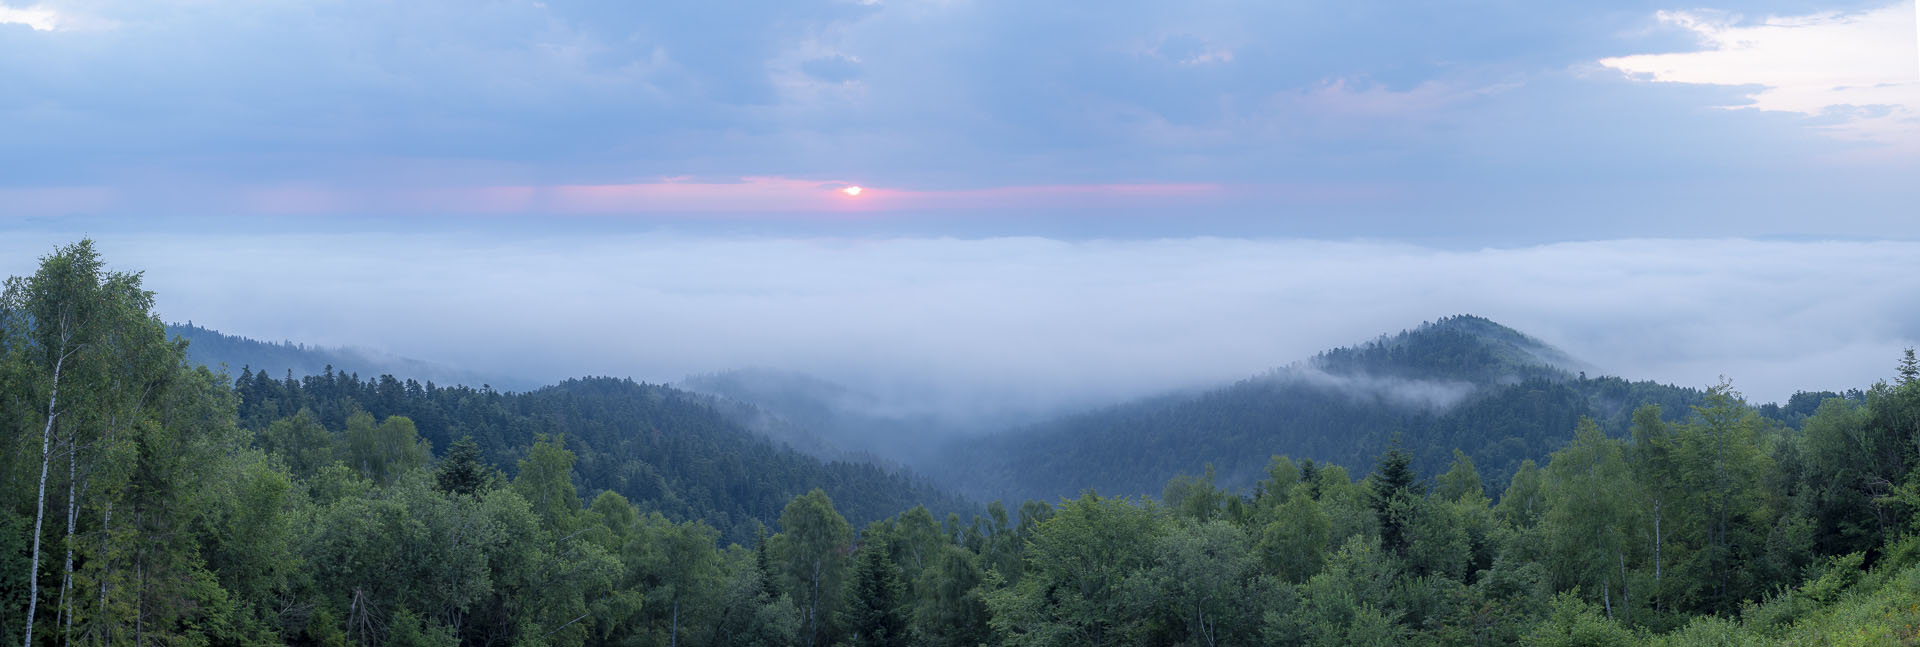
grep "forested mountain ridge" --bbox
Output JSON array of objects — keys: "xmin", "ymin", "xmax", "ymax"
[
  {"xmin": 929, "ymin": 316, "xmax": 1702, "ymax": 504},
  {"xmin": 10, "ymin": 240, "xmax": 1920, "ymax": 647},
  {"xmin": 228, "ymin": 367, "xmax": 973, "ymax": 544},
  {"xmin": 160, "ymin": 321, "xmax": 972, "ymax": 543},
  {"xmin": 168, "ymin": 322, "xmax": 532, "ymax": 391},
  {"xmin": 1311, "ymin": 314, "xmax": 1581, "ymax": 385}
]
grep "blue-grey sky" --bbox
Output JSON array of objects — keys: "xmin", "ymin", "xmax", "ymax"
[
  {"xmin": 3, "ymin": 0, "xmax": 1918, "ymax": 413},
  {"xmin": 3, "ymin": 0, "xmax": 1915, "ymax": 235}
]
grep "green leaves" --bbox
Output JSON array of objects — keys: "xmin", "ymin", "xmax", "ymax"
[
  {"xmin": 1139, "ymin": 519, "xmax": 1264, "ymax": 646},
  {"xmin": 13, "ymin": 239, "xmax": 1920, "ymax": 647},
  {"xmin": 1436, "ymin": 450, "xmax": 1485, "ymax": 503},
  {"xmin": 770, "ymin": 488, "xmax": 852, "ymax": 647},
  {"xmin": 843, "ymin": 534, "xmax": 909, "ymax": 647},
  {"xmin": 1369, "ymin": 446, "xmax": 1424, "ymax": 558},
  {"xmin": 1259, "ymin": 485, "xmax": 1331, "ymax": 584},
  {"xmin": 912, "ymin": 544, "xmax": 991, "ymax": 647},
  {"xmin": 261, "ymin": 408, "xmax": 333, "ymax": 480},
  {"xmin": 984, "ymin": 493, "xmax": 1167, "ymax": 646},
  {"xmin": 514, "ymin": 434, "xmax": 582, "ymax": 533},
  {"xmin": 1542, "ymin": 418, "xmax": 1635, "ymax": 611},
  {"xmin": 341, "ymin": 412, "xmax": 431, "ymax": 487},
  {"xmin": 1522, "ymin": 593, "xmax": 1637, "ymax": 647},
  {"xmin": 434, "ymin": 435, "xmax": 496, "ymax": 496}
]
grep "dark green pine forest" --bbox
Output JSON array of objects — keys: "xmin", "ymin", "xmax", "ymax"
[
  {"xmin": 930, "ymin": 315, "xmax": 1713, "ymax": 504},
  {"xmin": 7, "ymin": 240, "xmax": 1920, "ymax": 647},
  {"xmin": 224, "ymin": 369, "xmax": 973, "ymax": 545},
  {"xmin": 166, "ymin": 323, "xmax": 531, "ymax": 394}
]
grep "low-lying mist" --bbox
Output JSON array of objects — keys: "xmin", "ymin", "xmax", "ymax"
[
  {"xmin": 1270, "ymin": 367, "xmax": 1483, "ymax": 411},
  {"xmin": 3, "ymin": 232, "xmax": 1914, "ymax": 427}
]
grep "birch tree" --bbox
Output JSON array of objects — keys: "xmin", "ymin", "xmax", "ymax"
[
  {"xmin": 1628, "ymin": 404, "xmax": 1677, "ymax": 612},
  {"xmin": 1543, "ymin": 418, "xmax": 1637, "ymax": 621},
  {"xmin": 770, "ymin": 490, "xmax": 851, "ymax": 647},
  {"xmin": 3, "ymin": 243, "xmax": 99, "ymax": 647},
  {"xmin": 3, "ymin": 240, "xmax": 165, "ymax": 647}
]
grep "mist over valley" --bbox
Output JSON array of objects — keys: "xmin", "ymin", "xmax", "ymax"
[{"xmin": 6, "ymin": 0, "xmax": 1918, "ymax": 642}]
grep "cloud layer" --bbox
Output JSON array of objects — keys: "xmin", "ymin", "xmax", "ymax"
[
  {"xmin": 4, "ymin": 232, "xmax": 1911, "ymax": 415},
  {"xmin": 4, "ymin": 1, "xmax": 1913, "ymax": 423},
  {"xmin": 1600, "ymin": 3, "xmax": 1920, "ymax": 147},
  {"xmin": 2, "ymin": 0, "xmax": 1914, "ymax": 234}
]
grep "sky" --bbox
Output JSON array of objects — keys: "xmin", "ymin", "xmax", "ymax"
[{"xmin": 3, "ymin": 0, "xmax": 1918, "ymax": 414}]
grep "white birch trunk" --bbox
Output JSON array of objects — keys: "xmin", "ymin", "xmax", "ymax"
[
  {"xmin": 1619, "ymin": 550, "xmax": 1630, "ymax": 625},
  {"xmin": 25, "ymin": 351, "xmax": 67, "ymax": 647},
  {"xmin": 100, "ymin": 502, "xmax": 112, "ymax": 647},
  {"xmin": 806, "ymin": 559, "xmax": 822, "ymax": 647},
  {"xmin": 62, "ymin": 448, "xmax": 77, "ymax": 647},
  {"xmin": 1653, "ymin": 498, "xmax": 1662, "ymax": 613}
]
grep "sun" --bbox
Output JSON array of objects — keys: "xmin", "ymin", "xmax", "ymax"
[{"xmin": 840, "ymin": 185, "xmax": 864, "ymax": 197}]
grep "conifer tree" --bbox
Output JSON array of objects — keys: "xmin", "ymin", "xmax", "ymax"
[
  {"xmin": 843, "ymin": 534, "xmax": 908, "ymax": 647},
  {"xmin": 1369, "ymin": 446, "xmax": 1423, "ymax": 557},
  {"xmin": 434, "ymin": 436, "xmax": 494, "ymax": 496}
]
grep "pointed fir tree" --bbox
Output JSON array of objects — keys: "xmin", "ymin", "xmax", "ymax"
[
  {"xmin": 1369, "ymin": 445, "xmax": 1424, "ymax": 557},
  {"xmin": 434, "ymin": 436, "xmax": 495, "ymax": 495},
  {"xmin": 843, "ymin": 534, "xmax": 909, "ymax": 647},
  {"xmin": 754, "ymin": 525, "xmax": 780, "ymax": 601}
]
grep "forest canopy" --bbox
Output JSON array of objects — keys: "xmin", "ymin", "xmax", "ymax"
[{"xmin": 6, "ymin": 241, "xmax": 1920, "ymax": 647}]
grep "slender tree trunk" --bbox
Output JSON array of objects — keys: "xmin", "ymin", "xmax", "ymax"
[
  {"xmin": 806, "ymin": 559, "xmax": 823, "ymax": 647},
  {"xmin": 1714, "ymin": 417, "xmax": 1732, "ymax": 611},
  {"xmin": 1602, "ymin": 580, "xmax": 1613, "ymax": 620},
  {"xmin": 1717, "ymin": 490, "xmax": 1730, "ymax": 609},
  {"xmin": 25, "ymin": 351, "xmax": 67, "ymax": 647},
  {"xmin": 1618, "ymin": 550, "xmax": 1630, "ymax": 625},
  {"xmin": 134, "ymin": 557, "xmax": 144, "ymax": 647},
  {"xmin": 1652, "ymin": 497, "xmax": 1662, "ymax": 613},
  {"xmin": 670, "ymin": 595, "xmax": 680, "ymax": 647},
  {"xmin": 100, "ymin": 503, "xmax": 112, "ymax": 647},
  {"xmin": 62, "ymin": 448, "xmax": 78, "ymax": 647},
  {"xmin": 1198, "ymin": 603, "xmax": 1217, "ymax": 647}
]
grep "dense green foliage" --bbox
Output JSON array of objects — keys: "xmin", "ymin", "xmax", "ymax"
[
  {"xmin": 224, "ymin": 366, "xmax": 971, "ymax": 544},
  {"xmin": 934, "ymin": 316, "xmax": 1706, "ymax": 503},
  {"xmin": 9, "ymin": 243, "xmax": 1920, "ymax": 647}
]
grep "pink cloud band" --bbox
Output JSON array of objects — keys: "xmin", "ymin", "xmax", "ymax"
[{"xmin": 9, "ymin": 177, "xmax": 1236, "ymax": 217}]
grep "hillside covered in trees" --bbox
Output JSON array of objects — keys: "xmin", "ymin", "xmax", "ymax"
[
  {"xmin": 7, "ymin": 241, "xmax": 1920, "ymax": 647},
  {"xmin": 168, "ymin": 322, "xmax": 532, "ymax": 392},
  {"xmin": 929, "ymin": 316, "xmax": 1710, "ymax": 504},
  {"xmin": 225, "ymin": 368, "xmax": 972, "ymax": 544}
]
